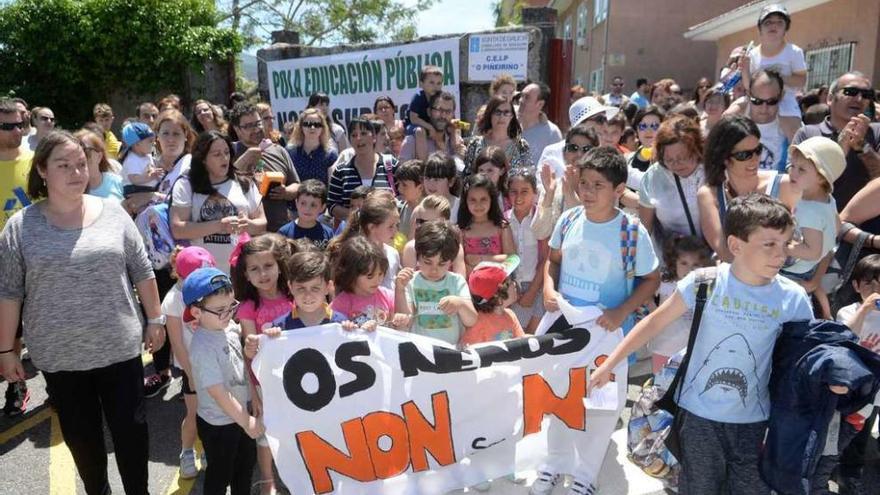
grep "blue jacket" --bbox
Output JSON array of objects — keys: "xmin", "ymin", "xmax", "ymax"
[{"xmin": 760, "ymin": 319, "xmax": 880, "ymax": 495}]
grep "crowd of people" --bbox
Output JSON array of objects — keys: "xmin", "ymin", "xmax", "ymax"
[{"xmin": 1, "ymin": 4, "xmax": 880, "ymax": 495}]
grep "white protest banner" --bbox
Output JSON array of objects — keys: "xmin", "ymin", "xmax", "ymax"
[
  {"xmin": 467, "ymin": 32, "xmax": 529, "ymax": 82},
  {"xmin": 267, "ymin": 38, "xmax": 460, "ymax": 131},
  {"xmin": 252, "ymin": 314, "xmax": 626, "ymax": 495}
]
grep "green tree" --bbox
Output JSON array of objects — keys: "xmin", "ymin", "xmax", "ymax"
[
  {"xmin": 218, "ymin": 0, "xmax": 434, "ymax": 47},
  {"xmin": 0, "ymin": 0, "xmax": 241, "ymax": 126}
]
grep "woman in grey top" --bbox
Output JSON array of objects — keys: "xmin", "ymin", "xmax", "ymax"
[{"xmin": 0, "ymin": 131, "xmax": 165, "ymax": 495}]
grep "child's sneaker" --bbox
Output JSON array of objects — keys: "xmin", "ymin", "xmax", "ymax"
[
  {"xmin": 529, "ymin": 471, "xmax": 559, "ymax": 495},
  {"xmin": 3, "ymin": 381, "xmax": 29, "ymax": 417},
  {"xmin": 179, "ymin": 449, "xmax": 198, "ymax": 479},
  {"xmin": 566, "ymin": 478, "xmax": 596, "ymax": 495}
]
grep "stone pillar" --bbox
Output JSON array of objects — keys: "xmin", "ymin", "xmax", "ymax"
[
  {"xmin": 271, "ymin": 30, "xmax": 299, "ymax": 45},
  {"xmin": 521, "ymin": 7, "xmax": 557, "ymax": 84}
]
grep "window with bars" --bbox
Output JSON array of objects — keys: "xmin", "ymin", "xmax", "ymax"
[
  {"xmin": 593, "ymin": 0, "xmax": 608, "ymax": 24},
  {"xmin": 590, "ymin": 68, "xmax": 604, "ymax": 93},
  {"xmin": 577, "ymin": 3, "xmax": 589, "ymax": 47},
  {"xmin": 805, "ymin": 42, "xmax": 854, "ymax": 89}
]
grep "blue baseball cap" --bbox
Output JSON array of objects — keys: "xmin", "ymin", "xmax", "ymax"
[
  {"xmin": 121, "ymin": 122, "xmax": 155, "ymax": 147},
  {"xmin": 182, "ymin": 267, "xmax": 233, "ymax": 307}
]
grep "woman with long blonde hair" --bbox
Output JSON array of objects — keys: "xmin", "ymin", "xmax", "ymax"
[{"xmin": 288, "ymin": 107, "xmax": 338, "ymax": 183}]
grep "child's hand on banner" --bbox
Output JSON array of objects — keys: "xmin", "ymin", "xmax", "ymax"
[
  {"xmin": 589, "ymin": 364, "xmax": 614, "ymax": 393},
  {"xmin": 597, "ymin": 306, "xmax": 626, "ymax": 331}
]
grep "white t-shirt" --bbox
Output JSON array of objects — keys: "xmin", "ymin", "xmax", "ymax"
[
  {"xmin": 382, "ymin": 243, "xmax": 401, "ymax": 291},
  {"xmin": 121, "ymin": 152, "xmax": 157, "ymax": 187},
  {"xmin": 507, "ymin": 208, "xmax": 540, "ymax": 283},
  {"xmin": 837, "ymin": 302, "xmax": 880, "ymax": 406},
  {"xmin": 172, "ymin": 178, "xmax": 261, "ymax": 273},
  {"xmin": 161, "ymin": 284, "xmax": 194, "ymax": 369},
  {"xmin": 650, "ymin": 280, "xmax": 691, "ymax": 357},
  {"xmin": 156, "ymin": 154, "xmax": 192, "ymax": 195},
  {"xmin": 638, "ymin": 163, "xmax": 704, "ymax": 238},
  {"xmin": 786, "ymin": 196, "xmax": 838, "ymax": 275},
  {"xmin": 756, "ymin": 119, "xmax": 788, "ymax": 172},
  {"xmin": 749, "ymin": 43, "xmax": 807, "ymax": 117}
]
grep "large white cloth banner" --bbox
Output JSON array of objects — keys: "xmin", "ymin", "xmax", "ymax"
[
  {"xmin": 253, "ymin": 303, "xmax": 626, "ymax": 495},
  {"xmin": 266, "ymin": 37, "xmax": 461, "ymax": 130}
]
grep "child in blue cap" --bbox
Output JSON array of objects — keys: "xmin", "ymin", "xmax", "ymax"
[
  {"xmin": 120, "ymin": 121, "xmax": 160, "ymax": 189},
  {"xmin": 184, "ymin": 267, "xmax": 261, "ymax": 495}
]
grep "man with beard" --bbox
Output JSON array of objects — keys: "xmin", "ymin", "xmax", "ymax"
[
  {"xmin": 792, "ymin": 72, "xmax": 879, "ymax": 211},
  {"xmin": 398, "ymin": 91, "xmax": 464, "ymax": 162},
  {"xmin": 229, "ymin": 102, "xmax": 300, "ymax": 232}
]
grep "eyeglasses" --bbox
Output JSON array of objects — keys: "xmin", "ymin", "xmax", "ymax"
[
  {"xmin": 564, "ymin": 143, "xmax": 593, "ymax": 153},
  {"xmin": 301, "ymin": 121, "xmax": 323, "ymax": 129},
  {"xmin": 238, "ymin": 121, "xmax": 262, "ymax": 131},
  {"xmin": 432, "ymin": 107, "xmax": 454, "ymax": 116},
  {"xmin": 840, "ymin": 87, "xmax": 876, "ymax": 100},
  {"xmin": 261, "ymin": 115, "xmax": 275, "ymax": 122},
  {"xmin": 198, "ymin": 300, "xmax": 240, "ymax": 319},
  {"xmin": 0, "ymin": 121, "xmax": 25, "ymax": 131},
  {"xmin": 729, "ymin": 144, "xmax": 764, "ymax": 161},
  {"xmin": 82, "ymin": 146, "xmax": 100, "ymax": 153},
  {"xmin": 492, "ymin": 109, "xmax": 513, "ymax": 117},
  {"xmin": 637, "ymin": 122, "xmax": 660, "ymax": 131},
  {"xmin": 749, "ymin": 96, "xmax": 780, "ymax": 106},
  {"xmin": 39, "ymin": 116, "xmax": 56, "ymax": 122}
]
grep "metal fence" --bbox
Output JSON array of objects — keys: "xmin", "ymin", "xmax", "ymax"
[{"xmin": 805, "ymin": 42, "xmax": 855, "ymax": 89}]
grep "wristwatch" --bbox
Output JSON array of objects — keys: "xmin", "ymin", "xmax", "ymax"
[{"xmin": 147, "ymin": 315, "xmax": 167, "ymax": 326}]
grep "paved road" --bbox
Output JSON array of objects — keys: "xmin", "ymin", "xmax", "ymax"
[{"xmin": 1, "ymin": 355, "xmax": 877, "ymax": 494}]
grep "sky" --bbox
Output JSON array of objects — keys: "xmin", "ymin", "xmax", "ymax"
[{"xmin": 409, "ymin": 0, "xmax": 497, "ymax": 37}]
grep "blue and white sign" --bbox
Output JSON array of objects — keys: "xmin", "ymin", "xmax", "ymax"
[{"xmin": 467, "ymin": 32, "xmax": 529, "ymax": 82}]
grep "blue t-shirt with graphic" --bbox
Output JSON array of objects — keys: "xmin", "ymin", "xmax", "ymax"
[
  {"xmin": 676, "ymin": 263, "xmax": 813, "ymax": 423},
  {"xmin": 549, "ymin": 207, "xmax": 658, "ymax": 313}
]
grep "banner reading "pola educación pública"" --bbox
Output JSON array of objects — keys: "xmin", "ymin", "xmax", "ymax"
[{"xmin": 267, "ymin": 38, "xmax": 461, "ymax": 132}]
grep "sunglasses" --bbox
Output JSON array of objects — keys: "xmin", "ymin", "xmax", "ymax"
[
  {"xmin": 588, "ymin": 114, "xmax": 607, "ymax": 125},
  {"xmin": 729, "ymin": 144, "xmax": 764, "ymax": 161},
  {"xmin": 564, "ymin": 143, "xmax": 593, "ymax": 153},
  {"xmin": 637, "ymin": 122, "xmax": 660, "ymax": 131},
  {"xmin": 749, "ymin": 96, "xmax": 780, "ymax": 106},
  {"xmin": 301, "ymin": 121, "xmax": 323, "ymax": 129},
  {"xmin": 493, "ymin": 109, "xmax": 514, "ymax": 117},
  {"xmin": 840, "ymin": 87, "xmax": 876, "ymax": 100},
  {"xmin": 198, "ymin": 300, "xmax": 240, "ymax": 319},
  {"xmin": 0, "ymin": 121, "xmax": 25, "ymax": 131},
  {"xmin": 238, "ymin": 121, "xmax": 262, "ymax": 131}
]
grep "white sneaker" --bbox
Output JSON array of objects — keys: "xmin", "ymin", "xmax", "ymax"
[
  {"xmin": 529, "ymin": 471, "xmax": 559, "ymax": 495},
  {"xmin": 179, "ymin": 449, "xmax": 198, "ymax": 479},
  {"xmin": 566, "ymin": 478, "xmax": 596, "ymax": 495}
]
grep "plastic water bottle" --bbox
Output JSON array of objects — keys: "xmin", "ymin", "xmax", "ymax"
[{"xmin": 720, "ymin": 41, "xmax": 754, "ymax": 94}]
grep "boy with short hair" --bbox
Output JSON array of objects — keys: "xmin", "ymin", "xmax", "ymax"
[
  {"xmin": 834, "ymin": 254, "xmax": 880, "ymax": 492},
  {"xmin": 422, "ymin": 151, "xmax": 460, "ymax": 220},
  {"xmin": 394, "ymin": 159, "xmax": 425, "ymax": 238},
  {"xmin": 406, "ymin": 65, "xmax": 444, "ymax": 161},
  {"xmin": 93, "ymin": 103, "xmax": 121, "ymax": 159},
  {"xmin": 333, "ymin": 185, "xmax": 372, "ymax": 236},
  {"xmin": 591, "ymin": 193, "xmax": 822, "ymax": 495},
  {"xmin": 533, "ymin": 146, "xmax": 660, "ymax": 495},
  {"xmin": 395, "ymin": 220, "xmax": 477, "ymax": 346},
  {"xmin": 279, "ymin": 179, "xmax": 334, "ymax": 249},
  {"xmin": 274, "ymin": 251, "xmax": 347, "ymax": 330},
  {"xmin": 185, "ymin": 268, "xmax": 262, "ymax": 495}
]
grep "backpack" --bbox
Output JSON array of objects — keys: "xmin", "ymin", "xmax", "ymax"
[
  {"xmin": 626, "ymin": 267, "xmax": 718, "ymax": 488},
  {"xmin": 134, "ymin": 175, "xmax": 189, "ymax": 270}
]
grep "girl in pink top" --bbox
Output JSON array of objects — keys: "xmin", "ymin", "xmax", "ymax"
[
  {"xmin": 231, "ymin": 233, "xmax": 296, "ymax": 495},
  {"xmin": 330, "ymin": 236, "xmax": 396, "ymax": 330},
  {"xmin": 458, "ymin": 173, "xmax": 516, "ymax": 274}
]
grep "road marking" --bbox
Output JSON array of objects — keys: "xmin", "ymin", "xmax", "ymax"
[
  {"xmin": 49, "ymin": 412, "xmax": 76, "ymax": 495},
  {"xmin": 0, "ymin": 407, "xmax": 52, "ymax": 445},
  {"xmin": 162, "ymin": 439, "xmax": 203, "ymax": 495}
]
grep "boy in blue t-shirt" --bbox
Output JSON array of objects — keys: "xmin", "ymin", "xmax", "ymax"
[
  {"xmin": 278, "ymin": 179, "xmax": 334, "ymax": 250},
  {"xmin": 405, "ymin": 65, "xmax": 444, "ymax": 161},
  {"xmin": 590, "ymin": 194, "xmax": 841, "ymax": 495},
  {"xmin": 532, "ymin": 147, "xmax": 660, "ymax": 495}
]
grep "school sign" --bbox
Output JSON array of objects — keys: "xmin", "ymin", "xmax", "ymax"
[
  {"xmin": 253, "ymin": 305, "xmax": 626, "ymax": 495},
  {"xmin": 267, "ymin": 38, "xmax": 461, "ymax": 130}
]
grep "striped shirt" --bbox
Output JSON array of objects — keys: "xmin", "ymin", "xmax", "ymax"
[{"xmin": 327, "ymin": 154, "xmax": 397, "ymax": 214}]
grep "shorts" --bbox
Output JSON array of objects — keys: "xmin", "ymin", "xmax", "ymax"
[
  {"xmin": 511, "ymin": 281, "xmax": 545, "ymax": 327},
  {"xmin": 779, "ymin": 91, "xmax": 801, "ymax": 118},
  {"xmin": 180, "ymin": 370, "xmax": 196, "ymax": 395},
  {"xmin": 780, "ymin": 264, "xmax": 818, "ymax": 282}
]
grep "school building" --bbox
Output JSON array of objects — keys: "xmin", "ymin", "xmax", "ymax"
[
  {"xmin": 685, "ymin": 0, "xmax": 880, "ymax": 90},
  {"xmin": 539, "ymin": 0, "xmax": 744, "ymax": 95}
]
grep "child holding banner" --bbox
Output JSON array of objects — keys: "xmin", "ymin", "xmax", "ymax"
[
  {"xmin": 185, "ymin": 268, "xmax": 263, "ymax": 495},
  {"xmin": 590, "ymin": 194, "xmax": 817, "ymax": 495},
  {"xmin": 460, "ymin": 255, "xmax": 523, "ymax": 346},
  {"xmin": 537, "ymin": 147, "xmax": 660, "ymax": 495}
]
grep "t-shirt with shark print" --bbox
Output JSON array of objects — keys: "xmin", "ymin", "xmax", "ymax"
[{"xmin": 676, "ymin": 263, "xmax": 812, "ymax": 424}]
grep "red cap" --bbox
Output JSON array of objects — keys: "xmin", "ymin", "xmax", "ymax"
[{"xmin": 468, "ymin": 265, "xmax": 509, "ymax": 301}]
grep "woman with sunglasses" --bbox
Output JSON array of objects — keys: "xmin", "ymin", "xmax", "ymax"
[
  {"xmin": 288, "ymin": 108, "xmax": 338, "ymax": 184},
  {"xmin": 697, "ymin": 115, "xmax": 798, "ymax": 261},
  {"xmin": 28, "ymin": 107, "xmax": 56, "ymax": 151},
  {"xmin": 638, "ymin": 116, "xmax": 706, "ymax": 245},
  {"xmin": 464, "ymin": 95, "xmax": 532, "ymax": 174},
  {"xmin": 0, "ymin": 131, "xmax": 165, "ymax": 495},
  {"xmin": 626, "ymin": 106, "xmax": 666, "ymax": 185}
]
